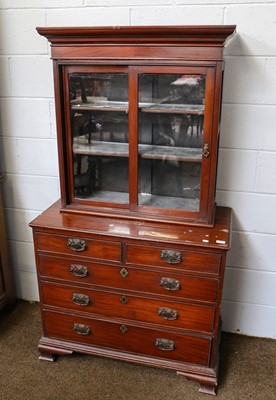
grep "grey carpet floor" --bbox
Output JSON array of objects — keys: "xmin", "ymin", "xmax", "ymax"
[{"xmin": 0, "ymin": 301, "xmax": 275, "ymax": 400}]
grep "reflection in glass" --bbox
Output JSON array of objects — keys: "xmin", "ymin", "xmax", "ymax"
[
  {"xmin": 69, "ymin": 73, "xmax": 129, "ymax": 203},
  {"xmin": 138, "ymin": 74, "xmax": 206, "ymax": 211}
]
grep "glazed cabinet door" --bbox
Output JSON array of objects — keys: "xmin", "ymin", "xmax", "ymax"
[
  {"xmin": 61, "ymin": 64, "xmax": 217, "ymax": 224},
  {"xmin": 64, "ymin": 66, "xmax": 130, "ymax": 208},
  {"xmin": 135, "ymin": 66, "xmax": 215, "ymax": 222}
]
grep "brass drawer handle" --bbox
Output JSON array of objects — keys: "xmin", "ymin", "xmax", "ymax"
[
  {"xmin": 73, "ymin": 323, "xmax": 90, "ymax": 336},
  {"xmin": 67, "ymin": 238, "xmax": 86, "ymax": 252},
  {"xmin": 155, "ymin": 338, "xmax": 175, "ymax": 351},
  {"xmin": 160, "ymin": 250, "xmax": 182, "ymax": 264},
  {"xmin": 69, "ymin": 264, "xmax": 88, "ymax": 278},
  {"xmin": 160, "ymin": 277, "xmax": 180, "ymax": 291},
  {"xmin": 158, "ymin": 307, "xmax": 178, "ymax": 321},
  {"xmin": 72, "ymin": 293, "xmax": 90, "ymax": 306}
]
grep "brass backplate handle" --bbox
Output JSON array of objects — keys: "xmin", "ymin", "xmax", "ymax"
[
  {"xmin": 161, "ymin": 250, "xmax": 182, "ymax": 264},
  {"xmin": 73, "ymin": 323, "xmax": 90, "ymax": 336},
  {"xmin": 158, "ymin": 307, "xmax": 178, "ymax": 321},
  {"xmin": 69, "ymin": 264, "xmax": 88, "ymax": 278},
  {"xmin": 67, "ymin": 238, "xmax": 86, "ymax": 252},
  {"xmin": 72, "ymin": 293, "xmax": 90, "ymax": 306},
  {"xmin": 160, "ymin": 277, "xmax": 180, "ymax": 291},
  {"xmin": 155, "ymin": 338, "xmax": 175, "ymax": 351}
]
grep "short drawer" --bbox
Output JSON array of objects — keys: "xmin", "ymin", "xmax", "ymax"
[
  {"xmin": 126, "ymin": 244, "xmax": 221, "ymax": 275},
  {"xmin": 43, "ymin": 310, "xmax": 211, "ymax": 366},
  {"xmin": 41, "ymin": 282, "xmax": 215, "ymax": 333},
  {"xmin": 39, "ymin": 255, "xmax": 218, "ymax": 303},
  {"xmin": 36, "ymin": 233, "xmax": 121, "ymax": 262}
]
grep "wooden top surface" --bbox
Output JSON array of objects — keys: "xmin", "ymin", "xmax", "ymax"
[{"xmin": 30, "ymin": 201, "xmax": 232, "ymax": 250}]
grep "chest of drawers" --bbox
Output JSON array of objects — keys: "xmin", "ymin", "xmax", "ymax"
[{"xmin": 30, "ymin": 201, "xmax": 231, "ymax": 395}]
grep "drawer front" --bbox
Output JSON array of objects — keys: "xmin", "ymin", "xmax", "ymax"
[
  {"xmin": 36, "ymin": 233, "xmax": 121, "ymax": 262},
  {"xmin": 42, "ymin": 282, "xmax": 215, "ymax": 333},
  {"xmin": 43, "ymin": 310, "xmax": 211, "ymax": 366},
  {"xmin": 126, "ymin": 244, "xmax": 221, "ymax": 275},
  {"xmin": 39, "ymin": 255, "xmax": 218, "ymax": 303}
]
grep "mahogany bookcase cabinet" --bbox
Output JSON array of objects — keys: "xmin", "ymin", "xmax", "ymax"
[{"xmin": 30, "ymin": 26, "xmax": 235, "ymax": 395}]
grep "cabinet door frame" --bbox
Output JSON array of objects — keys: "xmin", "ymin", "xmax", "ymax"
[
  {"xmin": 62, "ymin": 65, "xmax": 130, "ymax": 210},
  {"xmin": 55, "ymin": 62, "xmax": 220, "ymax": 226},
  {"xmin": 128, "ymin": 65, "xmax": 216, "ymax": 224}
]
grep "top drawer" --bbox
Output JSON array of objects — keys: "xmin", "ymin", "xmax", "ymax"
[
  {"xmin": 36, "ymin": 233, "xmax": 122, "ymax": 262},
  {"xmin": 126, "ymin": 244, "xmax": 220, "ymax": 275}
]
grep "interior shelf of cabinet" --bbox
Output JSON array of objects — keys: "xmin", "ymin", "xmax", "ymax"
[
  {"xmin": 73, "ymin": 140, "xmax": 129, "ymax": 157},
  {"xmin": 139, "ymin": 103, "xmax": 205, "ymax": 115},
  {"xmin": 140, "ymin": 145, "xmax": 202, "ymax": 162},
  {"xmin": 73, "ymin": 139, "xmax": 202, "ymax": 162},
  {"xmin": 75, "ymin": 190, "xmax": 200, "ymax": 211},
  {"xmin": 71, "ymin": 101, "xmax": 204, "ymax": 115},
  {"xmin": 71, "ymin": 100, "xmax": 128, "ymax": 113}
]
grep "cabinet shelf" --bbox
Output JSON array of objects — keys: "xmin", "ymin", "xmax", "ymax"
[
  {"xmin": 140, "ymin": 144, "xmax": 202, "ymax": 162},
  {"xmin": 77, "ymin": 190, "xmax": 200, "ymax": 211},
  {"xmin": 73, "ymin": 139, "xmax": 202, "ymax": 162},
  {"xmin": 140, "ymin": 103, "xmax": 205, "ymax": 115},
  {"xmin": 71, "ymin": 100, "xmax": 204, "ymax": 116},
  {"xmin": 71, "ymin": 99, "xmax": 128, "ymax": 113},
  {"xmin": 73, "ymin": 140, "xmax": 129, "ymax": 157}
]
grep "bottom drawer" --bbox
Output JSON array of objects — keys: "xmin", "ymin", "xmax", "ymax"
[{"xmin": 43, "ymin": 310, "xmax": 211, "ymax": 366}]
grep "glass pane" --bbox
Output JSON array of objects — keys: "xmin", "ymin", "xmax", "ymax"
[
  {"xmin": 138, "ymin": 74, "xmax": 205, "ymax": 211},
  {"xmin": 69, "ymin": 73, "xmax": 129, "ymax": 204}
]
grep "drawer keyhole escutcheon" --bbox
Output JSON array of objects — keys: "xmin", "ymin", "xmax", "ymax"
[
  {"xmin": 120, "ymin": 295, "xmax": 128, "ymax": 305},
  {"xmin": 70, "ymin": 264, "xmax": 88, "ymax": 278},
  {"xmin": 72, "ymin": 293, "xmax": 90, "ymax": 306},
  {"xmin": 160, "ymin": 277, "xmax": 180, "ymax": 291},
  {"xmin": 158, "ymin": 307, "xmax": 178, "ymax": 320},
  {"xmin": 73, "ymin": 323, "xmax": 90, "ymax": 336},
  {"xmin": 120, "ymin": 325, "xmax": 128, "ymax": 334},
  {"xmin": 120, "ymin": 268, "xmax": 128, "ymax": 278},
  {"xmin": 67, "ymin": 238, "xmax": 86, "ymax": 252},
  {"xmin": 160, "ymin": 250, "xmax": 182, "ymax": 264},
  {"xmin": 155, "ymin": 338, "xmax": 175, "ymax": 351}
]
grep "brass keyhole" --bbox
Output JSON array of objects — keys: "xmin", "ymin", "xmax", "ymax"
[
  {"xmin": 120, "ymin": 295, "xmax": 128, "ymax": 305},
  {"xmin": 120, "ymin": 325, "xmax": 128, "ymax": 334},
  {"xmin": 120, "ymin": 268, "xmax": 128, "ymax": 278}
]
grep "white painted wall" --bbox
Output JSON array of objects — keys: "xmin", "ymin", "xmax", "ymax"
[{"xmin": 0, "ymin": 0, "xmax": 275, "ymax": 339}]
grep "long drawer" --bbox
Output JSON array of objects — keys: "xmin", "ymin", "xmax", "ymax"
[
  {"xmin": 126, "ymin": 244, "xmax": 221, "ymax": 275},
  {"xmin": 39, "ymin": 255, "xmax": 218, "ymax": 303},
  {"xmin": 43, "ymin": 310, "xmax": 211, "ymax": 366},
  {"xmin": 41, "ymin": 282, "xmax": 215, "ymax": 333},
  {"xmin": 36, "ymin": 233, "xmax": 122, "ymax": 262}
]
